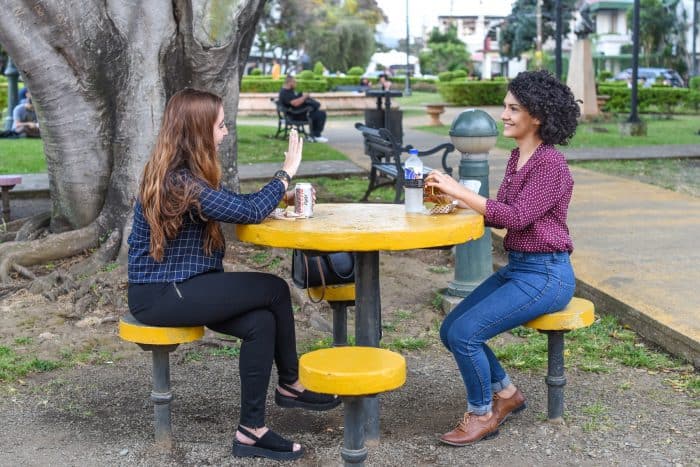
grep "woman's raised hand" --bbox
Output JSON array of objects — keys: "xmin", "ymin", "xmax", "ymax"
[{"xmin": 282, "ymin": 129, "xmax": 303, "ymax": 179}]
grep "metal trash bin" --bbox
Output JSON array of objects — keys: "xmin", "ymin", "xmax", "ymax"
[{"xmin": 364, "ymin": 90, "xmax": 404, "ymax": 145}]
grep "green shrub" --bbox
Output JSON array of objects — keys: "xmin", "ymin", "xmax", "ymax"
[
  {"xmin": 0, "ymin": 82, "xmax": 7, "ymax": 116},
  {"xmin": 597, "ymin": 70, "xmax": 613, "ymax": 81},
  {"xmin": 438, "ymin": 71, "xmax": 454, "ymax": 82},
  {"xmin": 293, "ymin": 79, "xmax": 328, "ymax": 93},
  {"xmin": 298, "ymin": 70, "xmax": 316, "ymax": 80},
  {"xmin": 437, "ymin": 79, "xmax": 508, "ymax": 106},
  {"xmin": 313, "ymin": 61, "xmax": 325, "ymax": 76},
  {"xmin": 598, "ymin": 84, "xmax": 689, "ymax": 114},
  {"xmin": 250, "ymin": 68, "xmax": 262, "ymax": 76},
  {"xmin": 240, "ymin": 78, "xmax": 285, "ymax": 92},
  {"xmin": 689, "ymin": 76, "xmax": 700, "ymax": 91},
  {"xmin": 452, "ymin": 70, "xmax": 468, "ymax": 79},
  {"xmin": 327, "ymin": 76, "xmax": 364, "ymax": 89},
  {"xmin": 347, "ymin": 66, "xmax": 364, "ymax": 76}
]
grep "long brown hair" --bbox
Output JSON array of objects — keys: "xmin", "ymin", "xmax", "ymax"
[{"xmin": 139, "ymin": 88, "xmax": 225, "ymax": 261}]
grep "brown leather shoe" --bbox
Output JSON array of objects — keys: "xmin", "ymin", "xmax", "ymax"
[
  {"xmin": 439, "ymin": 412, "xmax": 499, "ymax": 446},
  {"xmin": 492, "ymin": 388, "xmax": 527, "ymax": 426}
]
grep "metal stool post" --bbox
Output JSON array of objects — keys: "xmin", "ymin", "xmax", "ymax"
[
  {"xmin": 140, "ymin": 344, "xmax": 178, "ymax": 449},
  {"xmin": 341, "ymin": 396, "xmax": 368, "ymax": 466},
  {"xmin": 331, "ymin": 302, "xmax": 349, "ymax": 346},
  {"xmin": 545, "ymin": 331, "xmax": 566, "ymax": 421}
]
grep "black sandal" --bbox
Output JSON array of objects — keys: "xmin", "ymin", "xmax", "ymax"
[
  {"xmin": 232, "ymin": 425, "xmax": 304, "ymax": 461},
  {"xmin": 275, "ymin": 382, "xmax": 342, "ymax": 411}
]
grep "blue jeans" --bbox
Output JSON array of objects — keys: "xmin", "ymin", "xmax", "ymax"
[{"xmin": 440, "ymin": 251, "xmax": 575, "ymax": 415}]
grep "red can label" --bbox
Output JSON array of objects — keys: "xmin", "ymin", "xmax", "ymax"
[{"xmin": 294, "ymin": 183, "xmax": 313, "ymax": 217}]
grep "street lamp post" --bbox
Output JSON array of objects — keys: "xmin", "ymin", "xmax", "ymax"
[
  {"xmin": 555, "ymin": 0, "xmax": 563, "ymax": 80},
  {"xmin": 620, "ymin": 0, "xmax": 647, "ymax": 135},
  {"xmin": 447, "ymin": 110, "xmax": 498, "ymax": 297},
  {"xmin": 404, "ymin": 0, "xmax": 412, "ymax": 96},
  {"xmin": 3, "ymin": 58, "xmax": 19, "ymax": 131}
]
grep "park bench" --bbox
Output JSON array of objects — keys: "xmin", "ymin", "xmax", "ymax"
[
  {"xmin": 270, "ymin": 97, "xmax": 313, "ymax": 141},
  {"xmin": 525, "ymin": 297, "xmax": 595, "ymax": 421},
  {"xmin": 0, "ymin": 175, "xmax": 22, "ymax": 223},
  {"xmin": 118, "ymin": 313, "xmax": 204, "ymax": 449},
  {"xmin": 354, "ymin": 122, "xmax": 455, "ymax": 203}
]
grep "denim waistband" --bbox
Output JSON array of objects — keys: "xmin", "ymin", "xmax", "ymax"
[{"xmin": 508, "ymin": 251, "xmax": 570, "ymax": 261}]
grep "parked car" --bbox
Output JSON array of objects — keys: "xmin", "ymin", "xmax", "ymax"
[{"xmin": 613, "ymin": 68, "xmax": 685, "ymax": 87}]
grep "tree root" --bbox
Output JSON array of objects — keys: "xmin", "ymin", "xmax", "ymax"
[
  {"xmin": 0, "ymin": 223, "xmax": 100, "ymax": 283},
  {"xmin": 15, "ymin": 211, "xmax": 51, "ymax": 241}
]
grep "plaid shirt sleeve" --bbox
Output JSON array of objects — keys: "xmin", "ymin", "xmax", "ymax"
[{"xmin": 197, "ymin": 178, "xmax": 285, "ymax": 224}]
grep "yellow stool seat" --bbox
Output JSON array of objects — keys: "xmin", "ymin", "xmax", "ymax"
[
  {"xmin": 300, "ymin": 347, "xmax": 406, "ymax": 396},
  {"xmin": 525, "ymin": 297, "xmax": 595, "ymax": 331},
  {"xmin": 119, "ymin": 313, "xmax": 204, "ymax": 345},
  {"xmin": 307, "ymin": 283, "xmax": 356, "ymax": 302}
]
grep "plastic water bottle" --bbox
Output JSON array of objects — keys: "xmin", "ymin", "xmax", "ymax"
[{"xmin": 404, "ymin": 149, "xmax": 424, "ymax": 213}]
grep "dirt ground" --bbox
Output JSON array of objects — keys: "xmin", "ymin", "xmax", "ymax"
[{"xmin": 0, "ymin": 234, "xmax": 698, "ymax": 467}]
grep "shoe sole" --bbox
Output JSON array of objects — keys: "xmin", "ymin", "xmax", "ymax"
[
  {"xmin": 275, "ymin": 391, "xmax": 342, "ymax": 411},
  {"xmin": 232, "ymin": 442, "xmax": 304, "ymax": 461},
  {"xmin": 498, "ymin": 402, "xmax": 527, "ymax": 426},
  {"xmin": 439, "ymin": 429, "xmax": 500, "ymax": 447}
]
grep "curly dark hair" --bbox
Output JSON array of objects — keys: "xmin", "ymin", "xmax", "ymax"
[{"xmin": 507, "ymin": 70, "xmax": 580, "ymax": 146}]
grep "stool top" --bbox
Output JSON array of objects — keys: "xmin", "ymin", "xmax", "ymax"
[
  {"xmin": 306, "ymin": 283, "xmax": 355, "ymax": 302},
  {"xmin": 299, "ymin": 347, "xmax": 406, "ymax": 396},
  {"xmin": 525, "ymin": 297, "xmax": 595, "ymax": 331},
  {"xmin": 119, "ymin": 313, "xmax": 204, "ymax": 345},
  {"xmin": 0, "ymin": 175, "xmax": 22, "ymax": 186}
]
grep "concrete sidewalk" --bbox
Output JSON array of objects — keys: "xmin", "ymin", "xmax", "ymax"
[{"xmin": 7, "ymin": 112, "xmax": 700, "ymax": 366}]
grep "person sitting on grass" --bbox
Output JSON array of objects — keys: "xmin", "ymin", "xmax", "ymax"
[
  {"xmin": 12, "ymin": 92, "xmax": 40, "ymax": 138},
  {"xmin": 127, "ymin": 89, "xmax": 339, "ymax": 462},
  {"xmin": 424, "ymin": 70, "xmax": 580, "ymax": 446}
]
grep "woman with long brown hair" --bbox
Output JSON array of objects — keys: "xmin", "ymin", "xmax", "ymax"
[{"xmin": 127, "ymin": 88, "xmax": 338, "ymax": 461}]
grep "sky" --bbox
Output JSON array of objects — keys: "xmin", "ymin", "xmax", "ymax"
[{"xmin": 375, "ymin": 0, "xmax": 515, "ymax": 43}]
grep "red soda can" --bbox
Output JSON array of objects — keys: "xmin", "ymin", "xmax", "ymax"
[{"xmin": 294, "ymin": 183, "xmax": 314, "ymax": 217}]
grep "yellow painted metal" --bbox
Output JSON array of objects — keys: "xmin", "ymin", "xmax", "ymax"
[
  {"xmin": 236, "ymin": 204, "xmax": 484, "ymax": 252},
  {"xmin": 307, "ymin": 284, "xmax": 356, "ymax": 302},
  {"xmin": 299, "ymin": 347, "xmax": 406, "ymax": 396},
  {"xmin": 525, "ymin": 297, "xmax": 595, "ymax": 331},
  {"xmin": 118, "ymin": 314, "xmax": 204, "ymax": 345}
]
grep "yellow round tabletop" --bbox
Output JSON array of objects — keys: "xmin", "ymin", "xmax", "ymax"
[{"xmin": 236, "ymin": 203, "xmax": 484, "ymax": 251}]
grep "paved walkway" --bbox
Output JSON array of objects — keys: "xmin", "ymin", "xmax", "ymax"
[{"xmin": 6, "ymin": 109, "xmax": 700, "ymax": 366}]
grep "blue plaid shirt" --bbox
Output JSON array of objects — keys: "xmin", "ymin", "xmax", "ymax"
[{"xmin": 128, "ymin": 174, "xmax": 285, "ymax": 283}]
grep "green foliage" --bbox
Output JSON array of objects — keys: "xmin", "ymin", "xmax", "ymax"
[
  {"xmin": 452, "ymin": 70, "xmax": 468, "ymax": 79},
  {"xmin": 438, "ymin": 71, "xmax": 455, "ymax": 82},
  {"xmin": 0, "ymin": 345, "xmax": 61, "ymax": 382},
  {"xmin": 437, "ymin": 79, "xmax": 508, "ymax": 106},
  {"xmin": 628, "ymin": 0, "xmax": 687, "ymax": 71},
  {"xmin": 250, "ymin": 68, "xmax": 262, "ymax": 76},
  {"xmin": 499, "ymin": 0, "xmax": 577, "ymax": 59},
  {"xmin": 297, "ymin": 70, "xmax": 316, "ymax": 80},
  {"xmin": 598, "ymin": 70, "xmax": 613, "ymax": 81},
  {"xmin": 240, "ymin": 78, "xmax": 285, "ymax": 92},
  {"xmin": 419, "ymin": 26, "xmax": 470, "ymax": 75},
  {"xmin": 689, "ymin": 76, "xmax": 700, "ymax": 91},
  {"xmin": 327, "ymin": 76, "xmax": 366, "ymax": 89},
  {"xmin": 383, "ymin": 337, "xmax": 428, "ymax": 351},
  {"xmin": 598, "ymin": 84, "xmax": 689, "ymax": 114},
  {"xmin": 306, "ymin": 19, "xmax": 375, "ymax": 73},
  {"xmin": 293, "ymin": 79, "xmax": 328, "ymax": 93},
  {"xmin": 313, "ymin": 61, "xmax": 325, "ymax": 76},
  {"xmin": 347, "ymin": 66, "xmax": 364, "ymax": 76}
]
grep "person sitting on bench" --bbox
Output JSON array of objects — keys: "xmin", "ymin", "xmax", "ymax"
[
  {"xmin": 127, "ymin": 89, "xmax": 339, "ymax": 462},
  {"xmin": 12, "ymin": 92, "xmax": 40, "ymax": 138},
  {"xmin": 278, "ymin": 75, "xmax": 328, "ymax": 143}
]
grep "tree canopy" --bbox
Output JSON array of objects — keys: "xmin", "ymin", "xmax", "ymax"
[
  {"xmin": 419, "ymin": 26, "xmax": 470, "ymax": 74},
  {"xmin": 628, "ymin": 0, "xmax": 689, "ymax": 73},
  {"xmin": 499, "ymin": 0, "xmax": 576, "ymax": 59}
]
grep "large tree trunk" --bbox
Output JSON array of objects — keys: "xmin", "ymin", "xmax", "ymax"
[{"xmin": 0, "ymin": 0, "xmax": 265, "ymax": 281}]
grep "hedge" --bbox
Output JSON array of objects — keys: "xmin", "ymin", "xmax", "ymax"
[
  {"xmin": 241, "ymin": 78, "xmax": 285, "ymax": 92},
  {"xmin": 689, "ymin": 76, "xmax": 700, "ymax": 91},
  {"xmin": 598, "ymin": 85, "xmax": 690, "ymax": 113},
  {"xmin": 437, "ymin": 79, "xmax": 508, "ymax": 106}
]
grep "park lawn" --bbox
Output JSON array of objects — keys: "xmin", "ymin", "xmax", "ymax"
[
  {"xmin": 0, "ymin": 125, "xmax": 348, "ymax": 174},
  {"xmin": 415, "ymin": 115, "xmax": 700, "ymax": 149}
]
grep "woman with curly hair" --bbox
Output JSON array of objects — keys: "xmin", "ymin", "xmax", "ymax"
[
  {"xmin": 127, "ymin": 89, "xmax": 339, "ymax": 461},
  {"xmin": 425, "ymin": 70, "xmax": 580, "ymax": 445}
]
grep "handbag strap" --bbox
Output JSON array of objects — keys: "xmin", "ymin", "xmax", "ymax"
[
  {"xmin": 302, "ymin": 253, "xmax": 326, "ymax": 303},
  {"xmin": 327, "ymin": 253, "xmax": 354, "ymax": 280}
]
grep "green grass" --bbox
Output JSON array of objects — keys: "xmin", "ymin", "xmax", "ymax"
[
  {"xmin": 496, "ymin": 315, "xmax": 682, "ymax": 375},
  {"xmin": 0, "ymin": 344, "xmax": 113, "ymax": 383},
  {"xmin": 415, "ymin": 115, "xmax": 700, "ymax": 150},
  {"xmin": 0, "ymin": 138, "xmax": 46, "ymax": 174},
  {"xmin": 245, "ymin": 175, "xmax": 395, "ymax": 204},
  {"xmin": 393, "ymin": 90, "xmax": 443, "ymax": 107},
  {"xmin": 0, "ymin": 125, "xmax": 348, "ymax": 174}
]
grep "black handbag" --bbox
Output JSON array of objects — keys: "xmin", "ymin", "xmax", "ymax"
[{"xmin": 291, "ymin": 249, "xmax": 355, "ymax": 302}]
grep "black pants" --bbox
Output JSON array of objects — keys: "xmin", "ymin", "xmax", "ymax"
[
  {"xmin": 128, "ymin": 271, "xmax": 299, "ymax": 428},
  {"xmin": 306, "ymin": 98, "xmax": 326, "ymax": 137}
]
